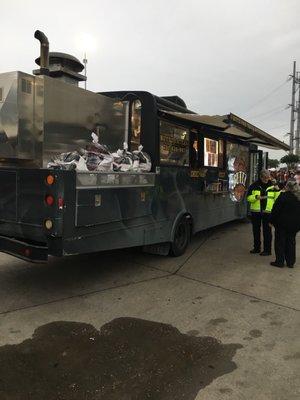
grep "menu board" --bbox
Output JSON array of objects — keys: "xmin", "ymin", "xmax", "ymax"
[
  {"xmin": 204, "ymin": 138, "xmax": 218, "ymax": 167},
  {"xmin": 160, "ymin": 121, "xmax": 189, "ymax": 166},
  {"xmin": 218, "ymin": 139, "xmax": 224, "ymax": 168}
]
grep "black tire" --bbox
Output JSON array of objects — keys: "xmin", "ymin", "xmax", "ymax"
[{"xmin": 170, "ymin": 216, "xmax": 191, "ymax": 257}]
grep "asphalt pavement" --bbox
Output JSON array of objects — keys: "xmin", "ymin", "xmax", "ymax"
[{"xmin": 0, "ymin": 221, "xmax": 299, "ymax": 399}]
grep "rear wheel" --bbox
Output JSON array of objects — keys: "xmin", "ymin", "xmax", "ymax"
[{"xmin": 170, "ymin": 217, "xmax": 191, "ymax": 257}]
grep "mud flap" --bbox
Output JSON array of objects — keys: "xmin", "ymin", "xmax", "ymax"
[{"xmin": 0, "ymin": 235, "xmax": 48, "ymax": 263}]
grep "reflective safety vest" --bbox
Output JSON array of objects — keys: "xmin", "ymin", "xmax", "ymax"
[
  {"xmin": 247, "ymin": 186, "xmax": 280, "ymax": 213},
  {"xmin": 265, "ymin": 189, "xmax": 282, "ymax": 213}
]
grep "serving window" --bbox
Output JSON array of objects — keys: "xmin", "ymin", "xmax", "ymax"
[
  {"xmin": 130, "ymin": 99, "xmax": 142, "ymax": 151},
  {"xmin": 160, "ymin": 120, "xmax": 189, "ymax": 166},
  {"xmin": 204, "ymin": 138, "xmax": 218, "ymax": 167},
  {"xmin": 191, "ymin": 137, "xmax": 199, "ymax": 168}
]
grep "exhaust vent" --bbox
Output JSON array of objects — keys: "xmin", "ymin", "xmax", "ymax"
[
  {"xmin": 34, "ymin": 30, "xmax": 49, "ymax": 76},
  {"xmin": 34, "ymin": 52, "xmax": 86, "ymax": 86}
]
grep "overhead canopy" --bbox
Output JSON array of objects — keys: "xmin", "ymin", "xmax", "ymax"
[
  {"xmin": 161, "ymin": 112, "xmax": 228, "ymax": 129},
  {"xmin": 159, "ymin": 110, "xmax": 289, "ymax": 151}
]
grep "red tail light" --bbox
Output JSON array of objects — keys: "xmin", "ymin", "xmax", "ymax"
[{"xmin": 45, "ymin": 195, "xmax": 55, "ymax": 206}]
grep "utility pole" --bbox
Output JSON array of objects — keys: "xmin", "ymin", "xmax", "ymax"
[
  {"xmin": 295, "ymin": 72, "xmax": 300, "ymax": 156},
  {"xmin": 289, "ymin": 61, "xmax": 297, "ymax": 154},
  {"xmin": 83, "ymin": 53, "xmax": 87, "ymax": 90}
]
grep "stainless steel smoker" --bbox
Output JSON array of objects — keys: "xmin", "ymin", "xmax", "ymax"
[{"xmin": 0, "ymin": 31, "xmax": 128, "ymax": 167}]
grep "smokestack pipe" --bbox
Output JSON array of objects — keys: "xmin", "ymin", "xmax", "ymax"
[{"xmin": 34, "ymin": 30, "xmax": 49, "ymax": 75}]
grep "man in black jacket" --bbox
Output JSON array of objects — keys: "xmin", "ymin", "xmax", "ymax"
[
  {"xmin": 270, "ymin": 180, "xmax": 300, "ymax": 268},
  {"xmin": 247, "ymin": 170, "xmax": 279, "ymax": 256}
]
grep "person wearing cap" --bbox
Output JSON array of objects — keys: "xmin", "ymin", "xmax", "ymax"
[
  {"xmin": 247, "ymin": 170, "xmax": 280, "ymax": 256},
  {"xmin": 269, "ymin": 180, "xmax": 300, "ymax": 268}
]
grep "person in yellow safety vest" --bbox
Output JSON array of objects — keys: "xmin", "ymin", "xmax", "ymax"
[{"xmin": 247, "ymin": 170, "xmax": 280, "ymax": 256}]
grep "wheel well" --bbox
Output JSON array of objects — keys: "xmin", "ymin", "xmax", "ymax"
[{"xmin": 170, "ymin": 212, "xmax": 193, "ymax": 241}]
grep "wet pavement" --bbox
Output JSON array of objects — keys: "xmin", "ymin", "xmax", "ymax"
[
  {"xmin": 0, "ymin": 318, "xmax": 241, "ymax": 400},
  {"xmin": 0, "ymin": 221, "xmax": 299, "ymax": 399}
]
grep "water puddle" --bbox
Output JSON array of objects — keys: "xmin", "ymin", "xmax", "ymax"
[{"xmin": 0, "ymin": 317, "xmax": 242, "ymax": 399}]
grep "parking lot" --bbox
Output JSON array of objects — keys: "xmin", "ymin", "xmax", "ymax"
[{"xmin": 0, "ymin": 221, "xmax": 299, "ymax": 399}]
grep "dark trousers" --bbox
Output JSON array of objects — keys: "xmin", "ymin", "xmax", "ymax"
[
  {"xmin": 274, "ymin": 228, "xmax": 296, "ymax": 266},
  {"xmin": 251, "ymin": 212, "xmax": 272, "ymax": 252}
]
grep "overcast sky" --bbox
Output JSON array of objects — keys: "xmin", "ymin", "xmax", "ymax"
[{"xmin": 1, "ymin": 0, "xmax": 299, "ymax": 158}]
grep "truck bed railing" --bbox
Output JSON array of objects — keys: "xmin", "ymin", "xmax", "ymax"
[{"xmin": 76, "ymin": 171, "xmax": 156, "ymax": 189}]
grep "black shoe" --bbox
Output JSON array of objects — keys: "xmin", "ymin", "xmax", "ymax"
[
  {"xmin": 250, "ymin": 249, "xmax": 260, "ymax": 254},
  {"xmin": 260, "ymin": 251, "xmax": 271, "ymax": 256},
  {"xmin": 287, "ymin": 265, "xmax": 294, "ymax": 268},
  {"xmin": 270, "ymin": 261, "xmax": 284, "ymax": 268}
]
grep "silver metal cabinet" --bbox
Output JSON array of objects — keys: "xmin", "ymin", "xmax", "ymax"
[{"xmin": 0, "ymin": 71, "xmax": 128, "ymax": 166}]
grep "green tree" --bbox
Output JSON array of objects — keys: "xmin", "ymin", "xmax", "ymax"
[
  {"xmin": 268, "ymin": 158, "xmax": 280, "ymax": 168},
  {"xmin": 280, "ymin": 154, "xmax": 299, "ymax": 168}
]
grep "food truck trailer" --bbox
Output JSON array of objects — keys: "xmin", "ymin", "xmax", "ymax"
[{"xmin": 0, "ymin": 31, "xmax": 289, "ymax": 262}]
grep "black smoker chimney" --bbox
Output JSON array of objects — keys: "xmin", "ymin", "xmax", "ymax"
[{"xmin": 34, "ymin": 30, "xmax": 49, "ymax": 75}]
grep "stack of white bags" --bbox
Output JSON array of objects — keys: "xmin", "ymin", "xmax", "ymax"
[{"xmin": 47, "ymin": 133, "xmax": 152, "ymax": 173}]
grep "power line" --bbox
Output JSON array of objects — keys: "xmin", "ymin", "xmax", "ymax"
[
  {"xmin": 243, "ymin": 79, "xmax": 289, "ymax": 114},
  {"xmin": 254, "ymin": 109, "xmax": 288, "ymax": 124},
  {"xmin": 250, "ymin": 105, "xmax": 287, "ymax": 121},
  {"xmin": 267, "ymin": 122, "xmax": 289, "ymax": 130}
]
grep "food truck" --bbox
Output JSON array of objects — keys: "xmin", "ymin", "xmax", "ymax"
[{"xmin": 0, "ymin": 31, "xmax": 289, "ymax": 262}]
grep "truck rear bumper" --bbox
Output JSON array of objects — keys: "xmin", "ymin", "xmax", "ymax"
[{"xmin": 0, "ymin": 235, "xmax": 48, "ymax": 263}]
